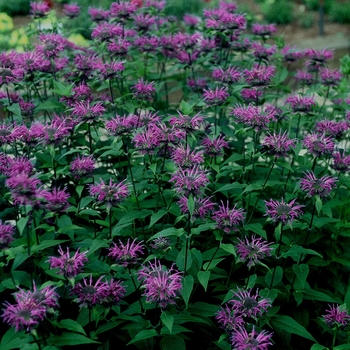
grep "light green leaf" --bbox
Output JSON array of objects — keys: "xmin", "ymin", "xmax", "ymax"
[
  {"xmin": 58, "ymin": 319, "xmax": 86, "ymax": 335},
  {"xmin": 161, "ymin": 311, "xmax": 174, "ymax": 334},
  {"xmin": 197, "ymin": 271, "xmax": 210, "ymax": 291},
  {"xmin": 17, "ymin": 217, "xmax": 29, "ymax": 236},
  {"xmin": 315, "ymin": 196, "xmax": 322, "ymax": 216},
  {"xmin": 220, "ymin": 243, "xmax": 236, "ymax": 256},
  {"xmin": 187, "ymin": 194, "xmax": 195, "ymax": 217},
  {"xmin": 149, "ymin": 210, "xmax": 167, "ymax": 228}
]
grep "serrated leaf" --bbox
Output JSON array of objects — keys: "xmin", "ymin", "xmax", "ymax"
[
  {"xmin": 47, "ymin": 333, "xmax": 100, "ymax": 346},
  {"xmin": 315, "ymin": 196, "xmax": 322, "ymax": 216},
  {"xmin": 181, "ymin": 275, "xmax": 194, "ymax": 309},
  {"xmin": 17, "ymin": 217, "xmax": 29, "ymax": 236},
  {"xmin": 197, "ymin": 271, "xmax": 210, "ymax": 291},
  {"xmin": 127, "ymin": 329, "xmax": 157, "ymax": 345},
  {"xmin": 58, "ymin": 319, "xmax": 86, "ymax": 336},
  {"xmin": 149, "ymin": 209, "xmax": 167, "ymax": 228},
  {"xmin": 187, "ymin": 194, "xmax": 195, "ymax": 217},
  {"xmin": 293, "ymin": 264, "xmax": 309, "ymax": 290},
  {"xmin": 243, "ymin": 223, "xmax": 267, "ymax": 239},
  {"xmin": 161, "ymin": 311, "xmax": 174, "ymax": 334},
  {"xmin": 271, "ymin": 315, "xmax": 316, "ymax": 341},
  {"xmin": 220, "ymin": 243, "xmax": 236, "ymax": 256}
]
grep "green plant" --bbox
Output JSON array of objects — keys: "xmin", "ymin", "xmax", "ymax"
[
  {"xmin": 303, "ymin": 0, "xmax": 332, "ymax": 14},
  {"xmin": 262, "ymin": 0, "xmax": 294, "ymax": 25},
  {"xmin": 164, "ymin": 0, "xmax": 203, "ymax": 18},
  {"xmin": 299, "ymin": 12, "xmax": 314, "ymax": 28},
  {"xmin": 0, "ymin": 0, "xmax": 30, "ymax": 16},
  {"xmin": 329, "ymin": 1, "xmax": 350, "ymax": 24}
]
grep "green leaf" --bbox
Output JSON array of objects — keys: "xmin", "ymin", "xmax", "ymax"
[
  {"xmin": 243, "ymin": 223, "xmax": 267, "ymax": 239},
  {"xmin": 292, "ymin": 264, "xmax": 309, "ymax": 290},
  {"xmin": 160, "ymin": 335, "xmax": 186, "ymax": 350},
  {"xmin": 188, "ymin": 302, "xmax": 220, "ymax": 317},
  {"xmin": 302, "ymin": 289, "xmax": 339, "ymax": 303},
  {"xmin": 127, "ymin": 329, "xmax": 157, "ymax": 345},
  {"xmin": 265, "ymin": 266, "xmax": 283, "ymax": 287},
  {"xmin": 176, "ymin": 247, "xmax": 192, "ymax": 272},
  {"xmin": 148, "ymin": 227, "xmax": 184, "ymax": 241},
  {"xmin": 197, "ymin": 271, "xmax": 210, "ymax": 291},
  {"xmin": 334, "ymin": 345, "xmax": 350, "ymax": 350},
  {"xmin": 76, "ymin": 186, "xmax": 84, "ymax": 198},
  {"xmin": 113, "ymin": 210, "xmax": 152, "ymax": 235},
  {"xmin": 161, "ymin": 311, "xmax": 174, "ymax": 334},
  {"xmin": 187, "ymin": 194, "xmax": 195, "ymax": 217},
  {"xmin": 315, "ymin": 196, "xmax": 322, "ymax": 216},
  {"xmin": 214, "ymin": 182, "xmax": 246, "ymax": 194},
  {"xmin": 149, "ymin": 209, "xmax": 167, "ymax": 228},
  {"xmin": 47, "ymin": 333, "xmax": 100, "ymax": 346},
  {"xmin": 52, "ymin": 80, "xmax": 73, "ymax": 96},
  {"xmin": 58, "ymin": 319, "xmax": 86, "ymax": 335},
  {"xmin": 181, "ymin": 275, "xmax": 194, "ymax": 309},
  {"xmin": 203, "ymin": 258, "xmax": 225, "ymax": 270},
  {"xmin": 7, "ymin": 103, "xmax": 21, "ymax": 117},
  {"xmin": 281, "ymin": 245, "xmax": 322, "ymax": 261},
  {"xmin": 271, "ymin": 315, "xmax": 316, "ymax": 341},
  {"xmin": 17, "ymin": 217, "xmax": 29, "ymax": 236},
  {"xmin": 220, "ymin": 243, "xmax": 236, "ymax": 256},
  {"xmin": 11, "ymin": 253, "xmax": 28, "ymax": 271},
  {"xmin": 35, "ymin": 99, "xmax": 64, "ymax": 111},
  {"xmin": 180, "ymin": 100, "xmax": 193, "ymax": 114},
  {"xmin": 31, "ymin": 240, "xmax": 68, "ymax": 254}
]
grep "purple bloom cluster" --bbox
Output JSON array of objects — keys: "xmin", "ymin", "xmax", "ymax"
[
  {"xmin": 323, "ymin": 304, "xmax": 350, "ymax": 329},
  {"xmin": 108, "ymin": 238, "xmax": 144, "ymax": 266},
  {"xmin": 300, "ymin": 171, "xmax": 337, "ymax": 198},
  {"xmin": 265, "ymin": 198, "xmax": 304, "ymax": 225},
  {"xmin": 212, "ymin": 200, "xmax": 245, "ymax": 234},
  {"xmin": 262, "ymin": 131, "xmax": 296, "ymax": 158},
  {"xmin": 0, "ymin": 221, "xmax": 15, "ymax": 249},
  {"xmin": 285, "ymin": 94, "xmax": 316, "ymax": 113}
]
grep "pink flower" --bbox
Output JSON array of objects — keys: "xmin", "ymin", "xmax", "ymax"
[
  {"xmin": 212, "ymin": 201, "xmax": 245, "ymax": 234},
  {"xmin": 315, "ymin": 120, "xmax": 348, "ymax": 139},
  {"xmin": 285, "ymin": 94, "xmax": 316, "ymax": 113},
  {"xmin": 37, "ymin": 34, "xmax": 66, "ymax": 59},
  {"xmin": 231, "ymin": 326, "xmax": 273, "ymax": 350},
  {"xmin": 134, "ymin": 36, "xmax": 159, "ymax": 53},
  {"xmin": 48, "ymin": 246, "xmax": 88, "ymax": 278},
  {"xmin": 30, "ymin": 1, "xmax": 50, "ymax": 18},
  {"xmin": 300, "ymin": 171, "xmax": 337, "ymax": 198},
  {"xmin": 0, "ymin": 221, "xmax": 15, "ymax": 249},
  {"xmin": 203, "ymin": 87, "xmax": 229, "ymax": 106},
  {"xmin": 91, "ymin": 23, "xmax": 123, "ymax": 42},
  {"xmin": 108, "ymin": 39, "xmax": 131, "ymax": 57},
  {"xmin": 131, "ymin": 79, "xmax": 156, "ymax": 101},
  {"xmin": 63, "ymin": 3, "xmax": 81, "ymax": 18},
  {"xmin": 303, "ymin": 133, "xmax": 335, "ymax": 157},
  {"xmin": 265, "ymin": 198, "xmax": 303, "ymax": 225},
  {"xmin": 216, "ymin": 305, "xmax": 244, "ymax": 333},
  {"xmin": 323, "ymin": 304, "xmax": 350, "ymax": 328},
  {"xmin": 295, "ymin": 70, "xmax": 314, "ymax": 85},
  {"xmin": 108, "ymin": 238, "xmax": 144, "ymax": 266},
  {"xmin": 70, "ymin": 155, "xmax": 95, "ymax": 179},
  {"xmin": 282, "ymin": 46, "xmax": 304, "ymax": 63},
  {"xmin": 106, "ymin": 114, "xmax": 138, "ymax": 136},
  {"xmin": 262, "ymin": 130, "xmax": 296, "ymax": 158},
  {"xmin": 0, "ymin": 66, "xmax": 24, "ymax": 86},
  {"xmin": 241, "ymin": 88, "xmax": 263, "ymax": 104},
  {"xmin": 252, "ymin": 42, "xmax": 276, "ymax": 61},
  {"xmin": 202, "ymin": 134, "xmax": 229, "ymax": 157},
  {"xmin": 138, "ymin": 259, "xmax": 183, "ymax": 308}
]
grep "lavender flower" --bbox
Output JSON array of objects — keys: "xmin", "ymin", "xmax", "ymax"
[
  {"xmin": 131, "ymin": 79, "xmax": 156, "ymax": 100},
  {"xmin": 150, "ymin": 237, "xmax": 171, "ymax": 251},
  {"xmin": 106, "ymin": 114, "xmax": 138, "ymax": 136},
  {"xmin": 231, "ymin": 326, "xmax": 273, "ymax": 350},
  {"xmin": 91, "ymin": 23, "xmax": 123, "ymax": 42},
  {"xmin": 265, "ymin": 198, "xmax": 303, "ymax": 225},
  {"xmin": 212, "ymin": 66, "xmax": 241, "ymax": 84},
  {"xmin": 236, "ymin": 236, "xmax": 273, "ymax": 269},
  {"xmin": 63, "ymin": 3, "xmax": 81, "ymax": 18},
  {"xmin": 202, "ymin": 134, "xmax": 229, "ymax": 157},
  {"xmin": 241, "ymin": 88, "xmax": 263, "ymax": 104},
  {"xmin": 300, "ymin": 171, "xmax": 337, "ymax": 198},
  {"xmin": 230, "ymin": 288, "xmax": 271, "ymax": 318},
  {"xmin": 252, "ymin": 23, "xmax": 276, "ymax": 37},
  {"xmin": 0, "ymin": 66, "xmax": 24, "ymax": 86},
  {"xmin": 178, "ymin": 196, "xmax": 215, "ymax": 219},
  {"xmin": 303, "ymin": 133, "xmax": 335, "ymax": 157},
  {"xmin": 103, "ymin": 279, "xmax": 126, "ymax": 306},
  {"xmin": 30, "ymin": 1, "xmax": 50, "ymax": 19},
  {"xmin": 169, "ymin": 111, "xmax": 205, "ymax": 132},
  {"xmin": 72, "ymin": 101, "xmax": 106, "ymax": 123},
  {"xmin": 323, "ymin": 304, "xmax": 350, "ymax": 328},
  {"xmin": 304, "ymin": 48, "xmax": 334, "ymax": 64},
  {"xmin": 108, "ymin": 238, "xmax": 144, "ymax": 266},
  {"xmin": 285, "ymin": 95, "xmax": 316, "ymax": 113},
  {"xmin": 0, "ymin": 221, "xmax": 15, "ymax": 249},
  {"xmin": 138, "ymin": 259, "xmax": 183, "ymax": 308},
  {"xmin": 331, "ymin": 151, "xmax": 350, "ymax": 172},
  {"xmin": 216, "ymin": 305, "xmax": 245, "ymax": 333},
  {"xmin": 90, "ymin": 178, "xmax": 129, "ymax": 208},
  {"xmin": 48, "ymin": 246, "xmax": 88, "ymax": 278},
  {"xmin": 203, "ymin": 87, "xmax": 229, "ymax": 106},
  {"xmin": 171, "ymin": 145, "xmax": 204, "ymax": 168},
  {"xmin": 212, "ymin": 201, "xmax": 245, "ymax": 234},
  {"xmin": 169, "ymin": 166, "xmax": 209, "ymax": 196},
  {"xmin": 252, "ymin": 42, "xmax": 276, "ymax": 62},
  {"xmin": 315, "ymin": 120, "xmax": 349, "ymax": 139},
  {"xmin": 243, "ymin": 65, "xmax": 275, "ymax": 86},
  {"xmin": 70, "ymin": 155, "xmax": 95, "ymax": 179},
  {"xmin": 88, "ymin": 7, "xmax": 110, "ymax": 22},
  {"xmin": 261, "ymin": 131, "xmax": 296, "ymax": 158},
  {"xmin": 282, "ymin": 46, "xmax": 304, "ymax": 63},
  {"xmin": 38, "ymin": 34, "xmax": 66, "ymax": 59},
  {"xmin": 41, "ymin": 187, "xmax": 70, "ymax": 212},
  {"xmin": 320, "ymin": 68, "xmax": 342, "ymax": 86}
]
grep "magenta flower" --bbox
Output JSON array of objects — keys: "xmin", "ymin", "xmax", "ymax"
[
  {"xmin": 106, "ymin": 114, "xmax": 138, "ymax": 136},
  {"xmin": 236, "ymin": 236, "xmax": 273, "ymax": 269},
  {"xmin": 0, "ymin": 66, "xmax": 24, "ymax": 86},
  {"xmin": 108, "ymin": 39, "xmax": 131, "ymax": 57},
  {"xmin": 303, "ymin": 133, "xmax": 335, "ymax": 157},
  {"xmin": 202, "ymin": 134, "xmax": 229, "ymax": 157},
  {"xmin": 232, "ymin": 38, "xmax": 252, "ymax": 53},
  {"xmin": 38, "ymin": 34, "xmax": 66, "ymax": 59},
  {"xmin": 103, "ymin": 279, "xmax": 126, "ymax": 306},
  {"xmin": 304, "ymin": 48, "xmax": 334, "ymax": 63},
  {"xmin": 91, "ymin": 23, "xmax": 123, "ymax": 42},
  {"xmin": 134, "ymin": 36, "xmax": 159, "ymax": 53},
  {"xmin": 88, "ymin": 7, "xmax": 110, "ymax": 22},
  {"xmin": 70, "ymin": 155, "xmax": 95, "ymax": 179},
  {"xmin": 132, "ymin": 127, "xmax": 161, "ymax": 154},
  {"xmin": 205, "ymin": 11, "xmax": 246, "ymax": 31},
  {"xmin": 300, "ymin": 171, "xmax": 337, "ymax": 198},
  {"xmin": 213, "ymin": 201, "xmax": 245, "ymax": 234},
  {"xmin": 265, "ymin": 198, "xmax": 304, "ymax": 225},
  {"xmin": 169, "ymin": 166, "xmax": 209, "ymax": 196},
  {"xmin": 138, "ymin": 259, "xmax": 183, "ymax": 308},
  {"xmin": 108, "ymin": 238, "xmax": 144, "ymax": 267},
  {"xmin": 323, "ymin": 304, "xmax": 350, "ymax": 328},
  {"xmin": 19, "ymin": 100, "xmax": 35, "ymax": 119},
  {"xmin": 110, "ymin": 1, "xmax": 137, "ymax": 21},
  {"xmin": 203, "ymin": 87, "xmax": 229, "ymax": 106},
  {"xmin": 63, "ymin": 3, "xmax": 81, "ymax": 18},
  {"xmin": 212, "ymin": 66, "xmax": 241, "ymax": 84},
  {"xmin": 320, "ymin": 68, "xmax": 342, "ymax": 86},
  {"xmin": 252, "ymin": 23, "xmax": 276, "ymax": 37},
  {"xmin": 7, "ymin": 156, "xmax": 34, "ymax": 177},
  {"xmin": 72, "ymin": 101, "xmax": 106, "ymax": 123},
  {"xmin": 231, "ymin": 326, "xmax": 273, "ymax": 350},
  {"xmin": 230, "ymin": 288, "xmax": 272, "ymax": 318},
  {"xmin": 183, "ymin": 14, "xmax": 200, "ymax": 28},
  {"xmin": 315, "ymin": 120, "xmax": 348, "ymax": 139},
  {"xmin": 282, "ymin": 46, "xmax": 304, "ymax": 63},
  {"xmin": 243, "ymin": 65, "xmax": 275, "ymax": 86},
  {"xmin": 262, "ymin": 131, "xmax": 296, "ymax": 158},
  {"xmin": 131, "ymin": 79, "xmax": 156, "ymax": 101},
  {"xmin": 187, "ymin": 77, "xmax": 208, "ymax": 93},
  {"xmin": 0, "ymin": 221, "xmax": 15, "ymax": 249},
  {"xmin": 0, "ymin": 124, "xmax": 13, "ymax": 146},
  {"xmin": 169, "ymin": 111, "xmax": 205, "ymax": 132},
  {"xmin": 216, "ymin": 305, "xmax": 244, "ymax": 333},
  {"xmin": 252, "ymin": 42, "xmax": 276, "ymax": 62},
  {"xmin": 30, "ymin": 1, "xmax": 50, "ymax": 18},
  {"xmin": 48, "ymin": 246, "xmax": 88, "ymax": 278},
  {"xmin": 133, "ymin": 14, "xmax": 156, "ymax": 33},
  {"xmin": 294, "ymin": 70, "xmax": 314, "ymax": 86},
  {"xmin": 285, "ymin": 95, "xmax": 316, "ymax": 113},
  {"xmin": 96, "ymin": 61, "xmax": 125, "ymax": 80},
  {"xmin": 178, "ymin": 196, "xmax": 215, "ymax": 219},
  {"xmin": 331, "ymin": 151, "xmax": 350, "ymax": 172},
  {"xmin": 171, "ymin": 145, "xmax": 204, "ymax": 168},
  {"xmin": 241, "ymin": 88, "xmax": 263, "ymax": 104},
  {"xmin": 41, "ymin": 187, "xmax": 70, "ymax": 212},
  {"xmin": 72, "ymin": 275, "xmax": 108, "ymax": 308},
  {"xmin": 90, "ymin": 178, "xmax": 129, "ymax": 207}
]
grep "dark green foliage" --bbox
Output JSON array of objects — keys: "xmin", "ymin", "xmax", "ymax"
[
  {"xmin": 329, "ymin": 2, "xmax": 350, "ymax": 24},
  {"xmin": 164, "ymin": 0, "xmax": 203, "ymax": 18},
  {"xmin": 262, "ymin": 0, "xmax": 294, "ymax": 25},
  {"xmin": 0, "ymin": 0, "xmax": 30, "ymax": 16}
]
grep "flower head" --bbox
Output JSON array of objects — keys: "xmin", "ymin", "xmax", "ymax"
[
  {"xmin": 40, "ymin": 187, "xmax": 70, "ymax": 212},
  {"xmin": 243, "ymin": 65, "xmax": 275, "ymax": 86},
  {"xmin": 295, "ymin": 70, "xmax": 314, "ymax": 86},
  {"xmin": 323, "ymin": 304, "xmax": 350, "ymax": 329},
  {"xmin": 108, "ymin": 238, "xmax": 144, "ymax": 266},
  {"xmin": 131, "ymin": 79, "xmax": 156, "ymax": 100},
  {"xmin": 236, "ymin": 236, "xmax": 273, "ymax": 269},
  {"xmin": 303, "ymin": 133, "xmax": 335, "ymax": 157},
  {"xmin": 213, "ymin": 201, "xmax": 245, "ymax": 234},
  {"xmin": 331, "ymin": 151, "xmax": 350, "ymax": 172},
  {"xmin": 265, "ymin": 198, "xmax": 303, "ymax": 225},
  {"xmin": 261, "ymin": 131, "xmax": 296, "ymax": 158},
  {"xmin": 252, "ymin": 42, "xmax": 276, "ymax": 62},
  {"xmin": 88, "ymin": 7, "xmax": 110, "ymax": 22},
  {"xmin": 72, "ymin": 101, "xmax": 105, "ymax": 123},
  {"xmin": 171, "ymin": 145, "xmax": 204, "ymax": 168},
  {"xmin": 70, "ymin": 155, "xmax": 95, "ymax": 179},
  {"xmin": 203, "ymin": 87, "xmax": 229, "ymax": 106},
  {"xmin": 202, "ymin": 134, "xmax": 229, "ymax": 157},
  {"xmin": 178, "ymin": 196, "xmax": 215, "ymax": 219},
  {"xmin": 300, "ymin": 171, "xmax": 337, "ymax": 198},
  {"xmin": 150, "ymin": 237, "xmax": 171, "ymax": 251},
  {"xmin": 320, "ymin": 68, "xmax": 342, "ymax": 86},
  {"xmin": 0, "ymin": 221, "xmax": 15, "ymax": 249},
  {"xmin": 231, "ymin": 326, "xmax": 273, "ymax": 350},
  {"xmin": 103, "ymin": 279, "xmax": 126, "ymax": 306},
  {"xmin": 169, "ymin": 111, "xmax": 206, "ymax": 132},
  {"xmin": 63, "ymin": 3, "xmax": 81, "ymax": 18},
  {"xmin": 48, "ymin": 246, "xmax": 88, "ymax": 278},
  {"xmin": 216, "ymin": 305, "xmax": 245, "ymax": 333},
  {"xmin": 282, "ymin": 46, "xmax": 304, "ymax": 63},
  {"xmin": 212, "ymin": 66, "xmax": 241, "ymax": 84},
  {"xmin": 37, "ymin": 34, "xmax": 66, "ymax": 59},
  {"xmin": 30, "ymin": 1, "xmax": 50, "ymax": 18},
  {"xmin": 106, "ymin": 114, "xmax": 138, "ymax": 136},
  {"xmin": 285, "ymin": 95, "xmax": 316, "ymax": 113},
  {"xmin": 138, "ymin": 259, "xmax": 183, "ymax": 308},
  {"xmin": 252, "ymin": 23, "xmax": 276, "ymax": 37}
]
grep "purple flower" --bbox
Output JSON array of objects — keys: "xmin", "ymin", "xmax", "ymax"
[
  {"xmin": 108, "ymin": 238, "xmax": 144, "ymax": 267},
  {"xmin": 132, "ymin": 127, "xmax": 161, "ymax": 154},
  {"xmin": 169, "ymin": 111, "xmax": 206, "ymax": 132},
  {"xmin": 300, "ymin": 171, "xmax": 337, "ymax": 198},
  {"xmin": 213, "ymin": 201, "xmax": 245, "ymax": 234},
  {"xmin": 0, "ymin": 66, "xmax": 24, "ymax": 86},
  {"xmin": 0, "ymin": 124, "xmax": 13, "ymax": 146},
  {"xmin": 37, "ymin": 34, "xmax": 66, "ymax": 59},
  {"xmin": 231, "ymin": 326, "xmax": 273, "ymax": 350},
  {"xmin": 252, "ymin": 42, "xmax": 276, "ymax": 62},
  {"xmin": 48, "ymin": 246, "xmax": 88, "ymax": 278},
  {"xmin": 169, "ymin": 166, "xmax": 209, "ymax": 196},
  {"xmin": 72, "ymin": 275, "xmax": 108, "ymax": 308},
  {"xmin": 40, "ymin": 187, "xmax": 70, "ymax": 212},
  {"xmin": 183, "ymin": 14, "xmax": 200, "ymax": 28},
  {"xmin": 133, "ymin": 14, "xmax": 156, "ymax": 32},
  {"xmin": 6, "ymin": 156, "xmax": 34, "ymax": 177},
  {"xmin": 70, "ymin": 155, "xmax": 95, "ymax": 179},
  {"xmin": 202, "ymin": 134, "xmax": 229, "ymax": 157},
  {"xmin": 96, "ymin": 61, "xmax": 125, "ymax": 80},
  {"xmin": 216, "ymin": 305, "xmax": 244, "ymax": 333},
  {"xmin": 72, "ymin": 101, "xmax": 106, "ymax": 123},
  {"xmin": 103, "ymin": 278, "xmax": 126, "ymax": 306},
  {"xmin": 131, "ymin": 79, "xmax": 156, "ymax": 101},
  {"xmin": 91, "ymin": 23, "xmax": 123, "ymax": 42},
  {"xmin": 30, "ymin": 1, "xmax": 50, "ymax": 18},
  {"xmin": 187, "ymin": 77, "xmax": 208, "ymax": 93},
  {"xmin": 63, "ymin": 3, "xmax": 81, "ymax": 18},
  {"xmin": 315, "ymin": 120, "xmax": 348, "ymax": 139},
  {"xmin": 265, "ymin": 198, "xmax": 303, "ymax": 225},
  {"xmin": 106, "ymin": 114, "xmax": 138, "ymax": 136},
  {"xmin": 285, "ymin": 95, "xmax": 316, "ymax": 113},
  {"xmin": 108, "ymin": 39, "xmax": 131, "ymax": 57},
  {"xmin": 252, "ymin": 23, "xmax": 277, "ymax": 37},
  {"xmin": 138, "ymin": 259, "xmax": 183, "ymax": 308},
  {"xmin": 178, "ymin": 196, "xmax": 215, "ymax": 219},
  {"xmin": 205, "ymin": 11, "xmax": 246, "ymax": 31},
  {"xmin": 212, "ymin": 66, "xmax": 241, "ymax": 84},
  {"xmin": 331, "ymin": 151, "xmax": 350, "ymax": 172},
  {"xmin": 19, "ymin": 100, "xmax": 35, "ymax": 119},
  {"xmin": 282, "ymin": 46, "xmax": 304, "ymax": 63},
  {"xmin": 243, "ymin": 65, "xmax": 275, "ymax": 86},
  {"xmin": 88, "ymin": 7, "xmax": 110, "ymax": 22},
  {"xmin": 150, "ymin": 237, "xmax": 171, "ymax": 251},
  {"xmin": 0, "ymin": 221, "xmax": 15, "ymax": 249},
  {"xmin": 203, "ymin": 87, "xmax": 229, "ymax": 106},
  {"xmin": 231, "ymin": 104, "xmax": 277, "ymax": 131},
  {"xmin": 304, "ymin": 48, "xmax": 334, "ymax": 64},
  {"xmin": 303, "ymin": 133, "xmax": 335, "ymax": 157},
  {"xmin": 134, "ymin": 36, "xmax": 159, "ymax": 53},
  {"xmin": 230, "ymin": 288, "xmax": 272, "ymax": 318},
  {"xmin": 320, "ymin": 68, "xmax": 342, "ymax": 86},
  {"xmin": 241, "ymin": 88, "xmax": 263, "ymax": 104},
  {"xmin": 261, "ymin": 130, "xmax": 296, "ymax": 158},
  {"xmin": 90, "ymin": 178, "xmax": 129, "ymax": 208},
  {"xmin": 323, "ymin": 304, "xmax": 350, "ymax": 328},
  {"xmin": 110, "ymin": 1, "xmax": 137, "ymax": 21},
  {"xmin": 171, "ymin": 145, "xmax": 204, "ymax": 168},
  {"xmin": 236, "ymin": 236, "xmax": 273, "ymax": 269},
  {"xmin": 232, "ymin": 38, "xmax": 252, "ymax": 53}
]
